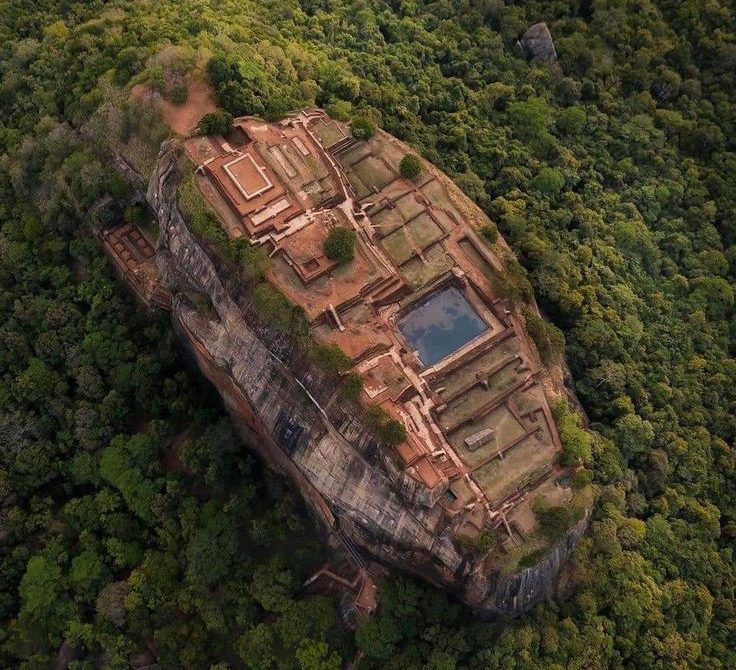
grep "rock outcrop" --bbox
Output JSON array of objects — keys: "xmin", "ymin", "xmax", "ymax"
[
  {"xmin": 518, "ymin": 23, "xmax": 558, "ymax": 62},
  {"xmin": 146, "ymin": 139, "xmax": 584, "ymax": 616}
]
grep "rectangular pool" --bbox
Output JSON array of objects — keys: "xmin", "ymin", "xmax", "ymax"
[{"xmin": 397, "ymin": 285, "xmax": 488, "ymax": 366}]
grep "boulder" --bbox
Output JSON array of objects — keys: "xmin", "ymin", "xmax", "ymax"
[{"xmin": 518, "ymin": 22, "xmax": 557, "ymax": 62}]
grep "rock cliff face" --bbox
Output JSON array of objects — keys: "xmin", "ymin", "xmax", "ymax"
[{"xmin": 147, "ymin": 139, "xmax": 584, "ymax": 616}]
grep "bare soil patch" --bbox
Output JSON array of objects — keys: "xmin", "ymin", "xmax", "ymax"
[{"xmin": 131, "ymin": 76, "xmax": 217, "ymax": 136}]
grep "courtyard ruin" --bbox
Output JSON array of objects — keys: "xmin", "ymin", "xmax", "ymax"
[{"xmin": 184, "ymin": 110, "xmax": 572, "ymax": 554}]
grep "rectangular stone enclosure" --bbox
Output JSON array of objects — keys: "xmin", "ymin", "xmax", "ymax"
[{"xmin": 397, "ymin": 285, "xmax": 488, "ymax": 367}]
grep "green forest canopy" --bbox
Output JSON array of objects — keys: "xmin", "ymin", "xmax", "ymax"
[{"xmin": 0, "ymin": 0, "xmax": 735, "ymax": 668}]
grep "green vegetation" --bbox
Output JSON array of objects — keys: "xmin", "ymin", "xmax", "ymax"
[
  {"xmin": 341, "ymin": 372, "xmax": 364, "ymax": 401},
  {"xmin": 312, "ymin": 342, "xmax": 351, "ymax": 374},
  {"xmin": 2, "ymin": 0, "xmax": 736, "ymax": 667},
  {"xmin": 323, "ymin": 227, "xmax": 356, "ymax": 264},
  {"xmin": 456, "ymin": 529, "xmax": 493, "ymax": 553},
  {"xmin": 169, "ymin": 82, "xmax": 188, "ymax": 104},
  {"xmin": 480, "ymin": 222, "xmax": 499, "ymax": 244},
  {"xmin": 532, "ymin": 497, "xmax": 586, "ymax": 543},
  {"xmin": 363, "ymin": 405, "xmax": 407, "ymax": 446},
  {"xmin": 198, "ymin": 110, "xmax": 234, "ymax": 136},
  {"xmin": 378, "ymin": 420, "xmax": 407, "ymax": 448},
  {"xmin": 364, "ymin": 404, "xmax": 389, "ymax": 428},
  {"xmin": 143, "ymin": 47, "xmax": 195, "ymax": 104},
  {"xmin": 351, "ymin": 117, "xmax": 374, "ymax": 140},
  {"xmin": 476, "ymin": 530, "xmax": 498, "ymax": 553},
  {"xmin": 518, "ymin": 547, "xmax": 548, "ymax": 568},
  {"xmin": 252, "ymin": 284, "xmax": 307, "ymax": 334},
  {"xmin": 523, "ymin": 307, "xmax": 566, "ymax": 364},
  {"xmin": 553, "ymin": 400, "xmax": 593, "ymax": 466},
  {"xmin": 398, "ymin": 154, "xmax": 421, "ymax": 179},
  {"xmin": 179, "ymin": 168, "xmax": 269, "ymax": 281}
]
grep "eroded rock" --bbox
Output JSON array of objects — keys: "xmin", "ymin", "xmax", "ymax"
[{"xmin": 518, "ymin": 22, "xmax": 558, "ymax": 62}]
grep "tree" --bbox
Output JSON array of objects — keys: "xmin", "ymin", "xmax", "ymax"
[
  {"xmin": 614, "ymin": 413, "xmax": 654, "ymax": 460},
  {"xmin": 480, "ymin": 222, "xmax": 498, "ymax": 244},
  {"xmin": 531, "ymin": 167, "xmax": 565, "ymax": 197},
  {"xmin": 313, "ymin": 342, "xmax": 351, "ymax": 373},
  {"xmin": 207, "ymin": 56, "xmax": 244, "ymax": 87},
  {"xmin": 532, "ymin": 498, "xmax": 584, "ymax": 542},
  {"xmin": 351, "ymin": 117, "xmax": 374, "ymax": 139},
  {"xmin": 236, "ymin": 624, "xmax": 275, "ymax": 670},
  {"xmin": 379, "ymin": 419, "xmax": 407, "ymax": 446},
  {"xmin": 323, "ymin": 227, "xmax": 355, "ymax": 264},
  {"xmin": 296, "ymin": 639, "xmax": 341, "ymax": 670},
  {"xmin": 553, "ymin": 401, "xmax": 592, "ymax": 466},
  {"xmin": 96, "ymin": 581, "xmax": 130, "ymax": 628},
  {"xmin": 355, "ymin": 616, "xmax": 402, "ymax": 660},
  {"xmin": 250, "ymin": 559, "xmax": 297, "ymax": 613},
  {"xmin": 70, "ymin": 548, "xmax": 109, "ymax": 603},
  {"xmin": 399, "ymin": 154, "xmax": 421, "ymax": 179},
  {"xmin": 557, "ymin": 106, "xmax": 587, "ymax": 135},
  {"xmin": 19, "ymin": 556, "xmax": 67, "ymax": 638},
  {"xmin": 341, "ymin": 372, "xmax": 363, "ymax": 400},
  {"xmin": 524, "ymin": 309, "xmax": 566, "ymax": 363},
  {"xmin": 198, "ymin": 110, "xmax": 234, "ymax": 136}
]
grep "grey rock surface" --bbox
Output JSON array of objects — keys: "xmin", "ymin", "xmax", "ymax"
[{"xmin": 519, "ymin": 22, "xmax": 558, "ymax": 62}]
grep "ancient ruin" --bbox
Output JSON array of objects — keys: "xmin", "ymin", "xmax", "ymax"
[{"xmin": 107, "ymin": 110, "xmax": 588, "ymax": 615}]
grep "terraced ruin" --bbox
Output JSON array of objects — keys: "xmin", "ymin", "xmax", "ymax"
[
  {"xmin": 186, "ymin": 110, "xmax": 572, "ymax": 544},
  {"xmin": 110, "ymin": 109, "xmax": 587, "ymax": 614}
]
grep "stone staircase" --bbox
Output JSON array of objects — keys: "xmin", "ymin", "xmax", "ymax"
[{"xmin": 330, "ymin": 135, "xmax": 360, "ymax": 158}]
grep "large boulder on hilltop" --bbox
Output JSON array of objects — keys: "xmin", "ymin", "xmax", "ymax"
[{"xmin": 518, "ymin": 22, "xmax": 557, "ymax": 62}]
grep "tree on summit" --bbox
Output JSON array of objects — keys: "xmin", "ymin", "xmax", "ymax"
[{"xmin": 323, "ymin": 227, "xmax": 356, "ymax": 264}]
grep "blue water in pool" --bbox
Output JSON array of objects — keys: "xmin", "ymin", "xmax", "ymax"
[{"xmin": 398, "ymin": 286, "xmax": 488, "ymax": 366}]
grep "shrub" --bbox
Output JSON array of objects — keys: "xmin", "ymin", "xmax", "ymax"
[
  {"xmin": 313, "ymin": 343, "xmax": 351, "ymax": 373},
  {"xmin": 523, "ymin": 308, "xmax": 565, "ymax": 364},
  {"xmin": 252, "ymin": 284, "xmax": 297, "ymax": 332},
  {"xmin": 476, "ymin": 530, "xmax": 497, "ymax": 553},
  {"xmin": 323, "ymin": 227, "xmax": 355, "ymax": 264},
  {"xmin": 169, "ymin": 83, "xmax": 188, "ymax": 104},
  {"xmin": 553, "ymin": 400, "xmax": 593, "ymax": 466},
  {"xmin": 571, "ymin": 468, "xmax": 593, "ymax": 489},
  {"xmin": 365, "ymin": 406, "xmax": 408, "ymax": 446},
  {"xmin": 365, "ymin": 405, "xmax": 388, "ymax": 428},
  {"xmin": 228, "ymin": 238, "xmax": 270, "ymax": 280},
  {"xmin": 351, "ymin": 117, "xmax": 374, "ymax": 139},
  {"xmin": 399, "ymin": 154, "xmax": 421, "ymax": 179},
  {"xmin": 342, "ymin": 372, "xmax": 364, "ymax": 401},
  {"xmin": 198, "ymin": 110, "xmax": 233, "ymax": 136},
  {"xmin": 518, "ymin": 547, "xmax": 548, "ymax": 568},
  {"xmin": 480, "ymin": 222, "xmax": 498, "ymax": 244},
  {"xmin": 123, "ymin": 205, "xmax": 144, "ymax": 226},
  {"xmin": 378, "ymin": 419, "xmax": 407, "ymax": 447},
  {"xmin": 532, "ymin": 498, "xmax": 584, "ymax": 542}
]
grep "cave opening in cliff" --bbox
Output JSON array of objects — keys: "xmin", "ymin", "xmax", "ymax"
[{"xmin": 397, "ymin": 285, "xmax": 488, "ymax": 367}]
